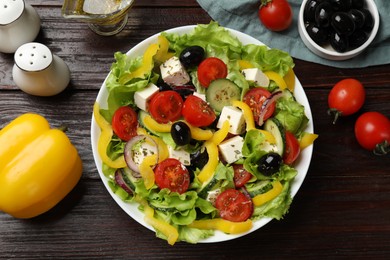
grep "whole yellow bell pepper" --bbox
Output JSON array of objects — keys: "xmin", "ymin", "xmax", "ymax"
[{"xmin": 0, "ymin": 113, "xmax": 82, "ymax": 219}]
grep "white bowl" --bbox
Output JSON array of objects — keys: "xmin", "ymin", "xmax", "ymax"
[{"xmin": 298, "ymin": 0, "xmax": 380, "ymax": 61}]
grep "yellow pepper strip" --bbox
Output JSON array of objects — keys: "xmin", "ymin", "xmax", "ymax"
[
  {"xmin": 188, "ymin": 218, "xmax": 252, "ymax": 234},
  {"xmin": 299, "ymin": 132, "xmax": 319, "ymax": 150},
  {"xmin": 0, "ymin": 113, "xmax": 82, "ymax": 219},
  {"xmin": 119, "ymin": 43, "xmax": 159, "ymax": 84},
  {"xmin": 143, "ymin": 115, "xmax": 172, "ymax": 132},
  {"xmin": 197, "ymin": 141, "xmax": 219, "ymax": 183},
  {"xmin": 93, "ymin": 102, "xmax": 127, "ymax": 169},
  {"xmin": 211, "ymin": 120, "xmax": 230, "ymax": 145},
  {"xmin": 264, "ymin": 71, "xmax": 288, "ymax": 90},
  {"xmin": 139, "ymin": 154, "xmax": 157, "ymax": 189},
  {"xmin": 238, "ymin": 60, "xmax": 254, "ymax": 70},
  {"xmin": 231, "ymin": 100, "xmax": 255, "ymax": 131},
  {"xmin": 149, "ymin": 136, "xmax": 169, "ymax": 162},
  {"xmin": 283, "ymin": 68, "xmax": 296, "ymax": 92},
  {"xmin": 252, "ymin": 181, "xmax": 283, "ymax": 207},
  {"xmin": 139, "ymin": 198, "xmax": 179, "ymax": 245},
  {"xmin": 258, "ymin": 129, "xmax": 276, "ymax": 144},
  {"xmin": 154, "ymin": 35, "xmax": 175, "ymax": 63},
  {"xmin": 186, "ymin": 123, "xmax": 213, "ymax": 141}
]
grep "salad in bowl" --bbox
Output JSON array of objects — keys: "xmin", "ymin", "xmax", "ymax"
[{"xmin": 91, "ymin": 22, "xmax": 317, "ymax": 245}]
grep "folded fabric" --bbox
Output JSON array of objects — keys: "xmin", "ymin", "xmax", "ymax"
[{"xmin": 196, "ymin": 0, "xmax": 389, "ymax": 68}]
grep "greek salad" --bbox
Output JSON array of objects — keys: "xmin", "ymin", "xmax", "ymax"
[{"xmin": 93, "ymin": 22, "xmax": 317, "ymax": 245}]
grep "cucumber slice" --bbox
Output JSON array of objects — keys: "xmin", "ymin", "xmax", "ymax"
[
  {"xmin": 206, "ymin": 79, "xmax": 241, "ymax": 112},
  {"xmin": 264, "ymin": 118, "xmax": 285, "ymax": 156}
]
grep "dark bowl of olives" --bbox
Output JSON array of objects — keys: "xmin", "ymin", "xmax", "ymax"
[{"xmin": 298, "ymin": 0, "xmax": 379, "ymax": 60}]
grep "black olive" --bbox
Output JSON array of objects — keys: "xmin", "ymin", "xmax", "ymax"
[
  {"xmin": 351, "ymin": 0, "xmax": 364, "ymax": 9},
  {"xmin": 190, "ymin": 148, "xmax": 209, "ymax": 170},
  {"xmin": 306, "ymin": 22, "xmax": 329, "ymax": 45},
  {"xmin": 348, "ymin": 9, "xmax": 365, "ymax": 29},
  {"xmin": 349, "ymin": 30, "xmax": 368, "ymax": 48},
  {"xmin": 179, "ymin": 46, "xmax": 205, "ymax": 68},
  {"xmin": 360, "ymin": 9, "xmax": 373, "ymax": 32},
  {"xmin": 304, "ymin": 0, "xmax": 322, "ymax": 22},
  {"xmin": 257, "ymin": 153, "xmax": 283, "ymax": 176},
  {"xmin": 329, "ymin": 0, "xmax": 352, "ymax": 11},
  {"xmin": 330, "ymin": 31, "xmax": 349, "ymax": 52},
  {"xmin": 171, "ymin": 85, "xmax": 195, "ymax": 99},
  {"xmin": 315, "ymin": 2, "xmax": 334, "ymax": 28},
  {"xmin": 331, "ymin": 12, "xmax": 355, "ymax": 36},
  {"xmin": 158, "ymin": 82, "xmax": 172, "ymax": 92},
  {"xmin": 171, "ymin": 121, "xmax": 191, "ymax": 146}
]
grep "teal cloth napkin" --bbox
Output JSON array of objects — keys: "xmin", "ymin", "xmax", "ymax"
[{"xmin": 196, "ymin": 0, "xmax": 389, "ymax": 68}]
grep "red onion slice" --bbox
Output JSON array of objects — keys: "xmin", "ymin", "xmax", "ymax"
[
  {"xmin": 124, "ymin": 135, "xmax": 158, "ymax": 176},
  {"xmin": 258, "ymin": 91, "xmax": 283, "ymax": 126},
  {"xmin": 114, "ymin": 169, "xmax": 134, "ymax": 195}
]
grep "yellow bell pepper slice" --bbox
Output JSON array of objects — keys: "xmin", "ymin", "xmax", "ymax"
[
  {"xmin": 0, "ymin": 113, "xmax": 82, "ymax": 219},
  {"xmin": 186, "ymin": 123, "xmax": 214, "ymax": 141},
  {"xmin": 139, "ymin": 154, "xmax": 157, "ymax": 189},
  {"xmin": 231, "ymin": 100, "xmax": 255, "ymax": 131},
  {"xmin": 238, "ymin": 60, "xmax": 254, "ymax": 70},
  {"xmin": 252, "ymin": 181, "xmax": 283, "ymax": 207},
  {"xmin": 137, "ymin": 198, "xmax": 179, "ymax": 245},
  {"xmin": 264, "ymin": 71, "xmax": 288, "ymax": 90},
  {"xmin": 211, "ymin": 120, "xmax": 230, "ymax": 145},
  {"xmin": 197, "ymin": 141, "xmax": 219, "ymax": 183},
  {"xmin": 283, "ymin": 68, "xmax": 296, "ymax": 92},
  {"xmin": 258, "ymin": 129, "xmax": 276, "ymax": 144},
  {"xmin": 93, "ymin": 102, "xmax": 127, "ymax": 169},
  {"xmin": 154, "ymin": 35, "xmax": 174, "ymax": 63},
  {"xmin": 299, "ymin": 132, "xmax": 319, "ymax": 150},
  {"xmin": 143, "ymin": 115, "xmax": 172, "ymax": 132},
  {"xmin": 188, "ymin": 218, "xmax": 252, "ymax": 234},
  {"xmin": 119, "ymin": 43, "xmax": 159, "ymax": 84}
]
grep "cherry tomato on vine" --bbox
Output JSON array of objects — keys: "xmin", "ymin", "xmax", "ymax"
[
  {"xmin": 215, "ymin": 189, "xmax": 253, "ymax": 222},
  {"xmin": 197, "ymin": 57, "xmax": 228, "ymax": 87},
  {"xmin": 154, "ymin": 158, "xmax": 190, "ymax": 194},
  {"xmin": 354, "ymin": 112, "xmax": 390, "ymax": 155},
  {"xmin": 258, "ymin": 0, "xmax": 293, "ymax": 32},
  {"xmin": 112, "ymin": 106, "xmax": 138, "ymax": 141},
  {"xmin": 328, "ymin": 78, "xmax": 366, "ymax": 124}
]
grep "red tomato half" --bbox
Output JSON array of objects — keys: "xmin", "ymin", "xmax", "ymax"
[
  {"xmin": 149, "ymin": 91, "xmax": 183, "ymax": 124},
  {"xmin": 283, "ymin": 131, "xmax": 300, "ymax": 165},
  {"xmin": 112, "ymin": 106, "xmax": 138, "ymax": 141},
  {"xmin": 154, "ymin": 158, "xmax": 190, "ymax": 194},
  {"xmin": 243, "ymin": 87, "xmax": 275, "ymax": 125},
  {"xmin": 197, "ymin": 57, "xmax": 228, "ymax": 87},
  {"xmin": 258, "ymin": 0, "xmax": 293, "ymax": 32},
  {"xmin": 215, "ymin": 189, "xmax": 253, "ymax": 222},
  {"xmin": 182, "ymin": 95, "xmax": 216, "ymax": 127},
  {"xmin": 355, "ymin": 112, "xmax": 390, "ymax": 152},
  {"xmin": 233, "ymin": 164, "xmax": 252, "ymax": 188}
]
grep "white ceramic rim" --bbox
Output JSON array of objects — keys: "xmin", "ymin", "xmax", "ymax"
[
  {"xmin": 298, "ymin": 0, "xmax": 380, "ymax": 60},
  {"xmin": 91, "ymin": 25, "xmax": 314, "ymax": 243}
]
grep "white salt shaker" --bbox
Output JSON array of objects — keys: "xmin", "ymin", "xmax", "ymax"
[
  {"xmin": 12, "ymin": 42, "xmax": 71, "ymax": 96},
  {"xmin": 0, "ymin": 0, "xmax": 41, "ymax": 53}
]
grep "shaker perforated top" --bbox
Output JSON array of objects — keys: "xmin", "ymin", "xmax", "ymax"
[
  {"xmin": 0, "ymin": 0, "xmax": 25, "ymax": 25},
  {"xmin": 14, "ymin": 43, "xmax": 53, "ymax": 72}
]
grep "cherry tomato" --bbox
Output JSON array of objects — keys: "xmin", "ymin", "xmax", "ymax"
[
  {"xmin": 182, "ymin": 95, "xmax": 216, "ymax": 127},
  {"xmin": 215, "ymin": 189, "xmax": 253, "ymax": 222},
  {"xmin": 149, "ymin": 90, "xmax": 183, "ymax": 124},
  {"xmin": 355, "ymin": 112, "xmax": 390, "ymax": 155},
  {"xmin": 328, "ymin": 78, "xmax": 365, "ymax": 124},
  {"xmin": 154, "ymin": 158, "xmax": 190, "ymax": 194},
  {"xmin": 112, "ymin": 106, "xmax": 138, "ymax": 141},
  {"xmin": 243, "ymin": 87, "xmax": 275, "ymax": 125},
  {"xmin": 197, "ymin": 57, "xmax": 228, "ymax": 87},
  {"xmin": 258, "ymin": 0, "xmax": 293, "ymax": 32},
  {"xmin": 283, "ymin": 131, "xmax": 300, "ymax": 165},
  {"xmin": 233, "ymin": 164, "xmax": 252, "ymax": 188}
]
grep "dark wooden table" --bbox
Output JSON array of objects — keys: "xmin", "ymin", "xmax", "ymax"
[{"xmin": 1, "ymin": 0, "xmax": 389, "ymax": 258}]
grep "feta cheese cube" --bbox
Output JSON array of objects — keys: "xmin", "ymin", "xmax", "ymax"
[
  {"xmin": 193, "ymin": 92, "xmax": 206, "ymax": 101},
  {"xmin": 217, "ymin": 106, "xmax": 245, "ymax": 135},
  {"xmin": 134, "ymin": 83, "xmax": 159, "ymax": 111},
  {"xmin": 160, "ymin": 56, "xmax": 190, "ymax": 86},
  {"xmin": 132, "ymin": 141, "xmax": 158, "ymax": 166},
  {"xmin": 242, "ymin": 68, "xmax": 270, "ymax": 87},
  {"xmin": 218, "ymin": 135, "xmax": 244, "ymax": 164},
  {"xmin": 168, "ymin": 146, "xmax": 191, "ymax": 166}
]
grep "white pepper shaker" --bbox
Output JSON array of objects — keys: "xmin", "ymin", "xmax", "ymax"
[
  {"xmin": 12, "ymin": 42, "xmax": 71, "ymax": 96},
  {"xmin": 0, "ymin": 0, "xmax": 41, "ymax": 53}
]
